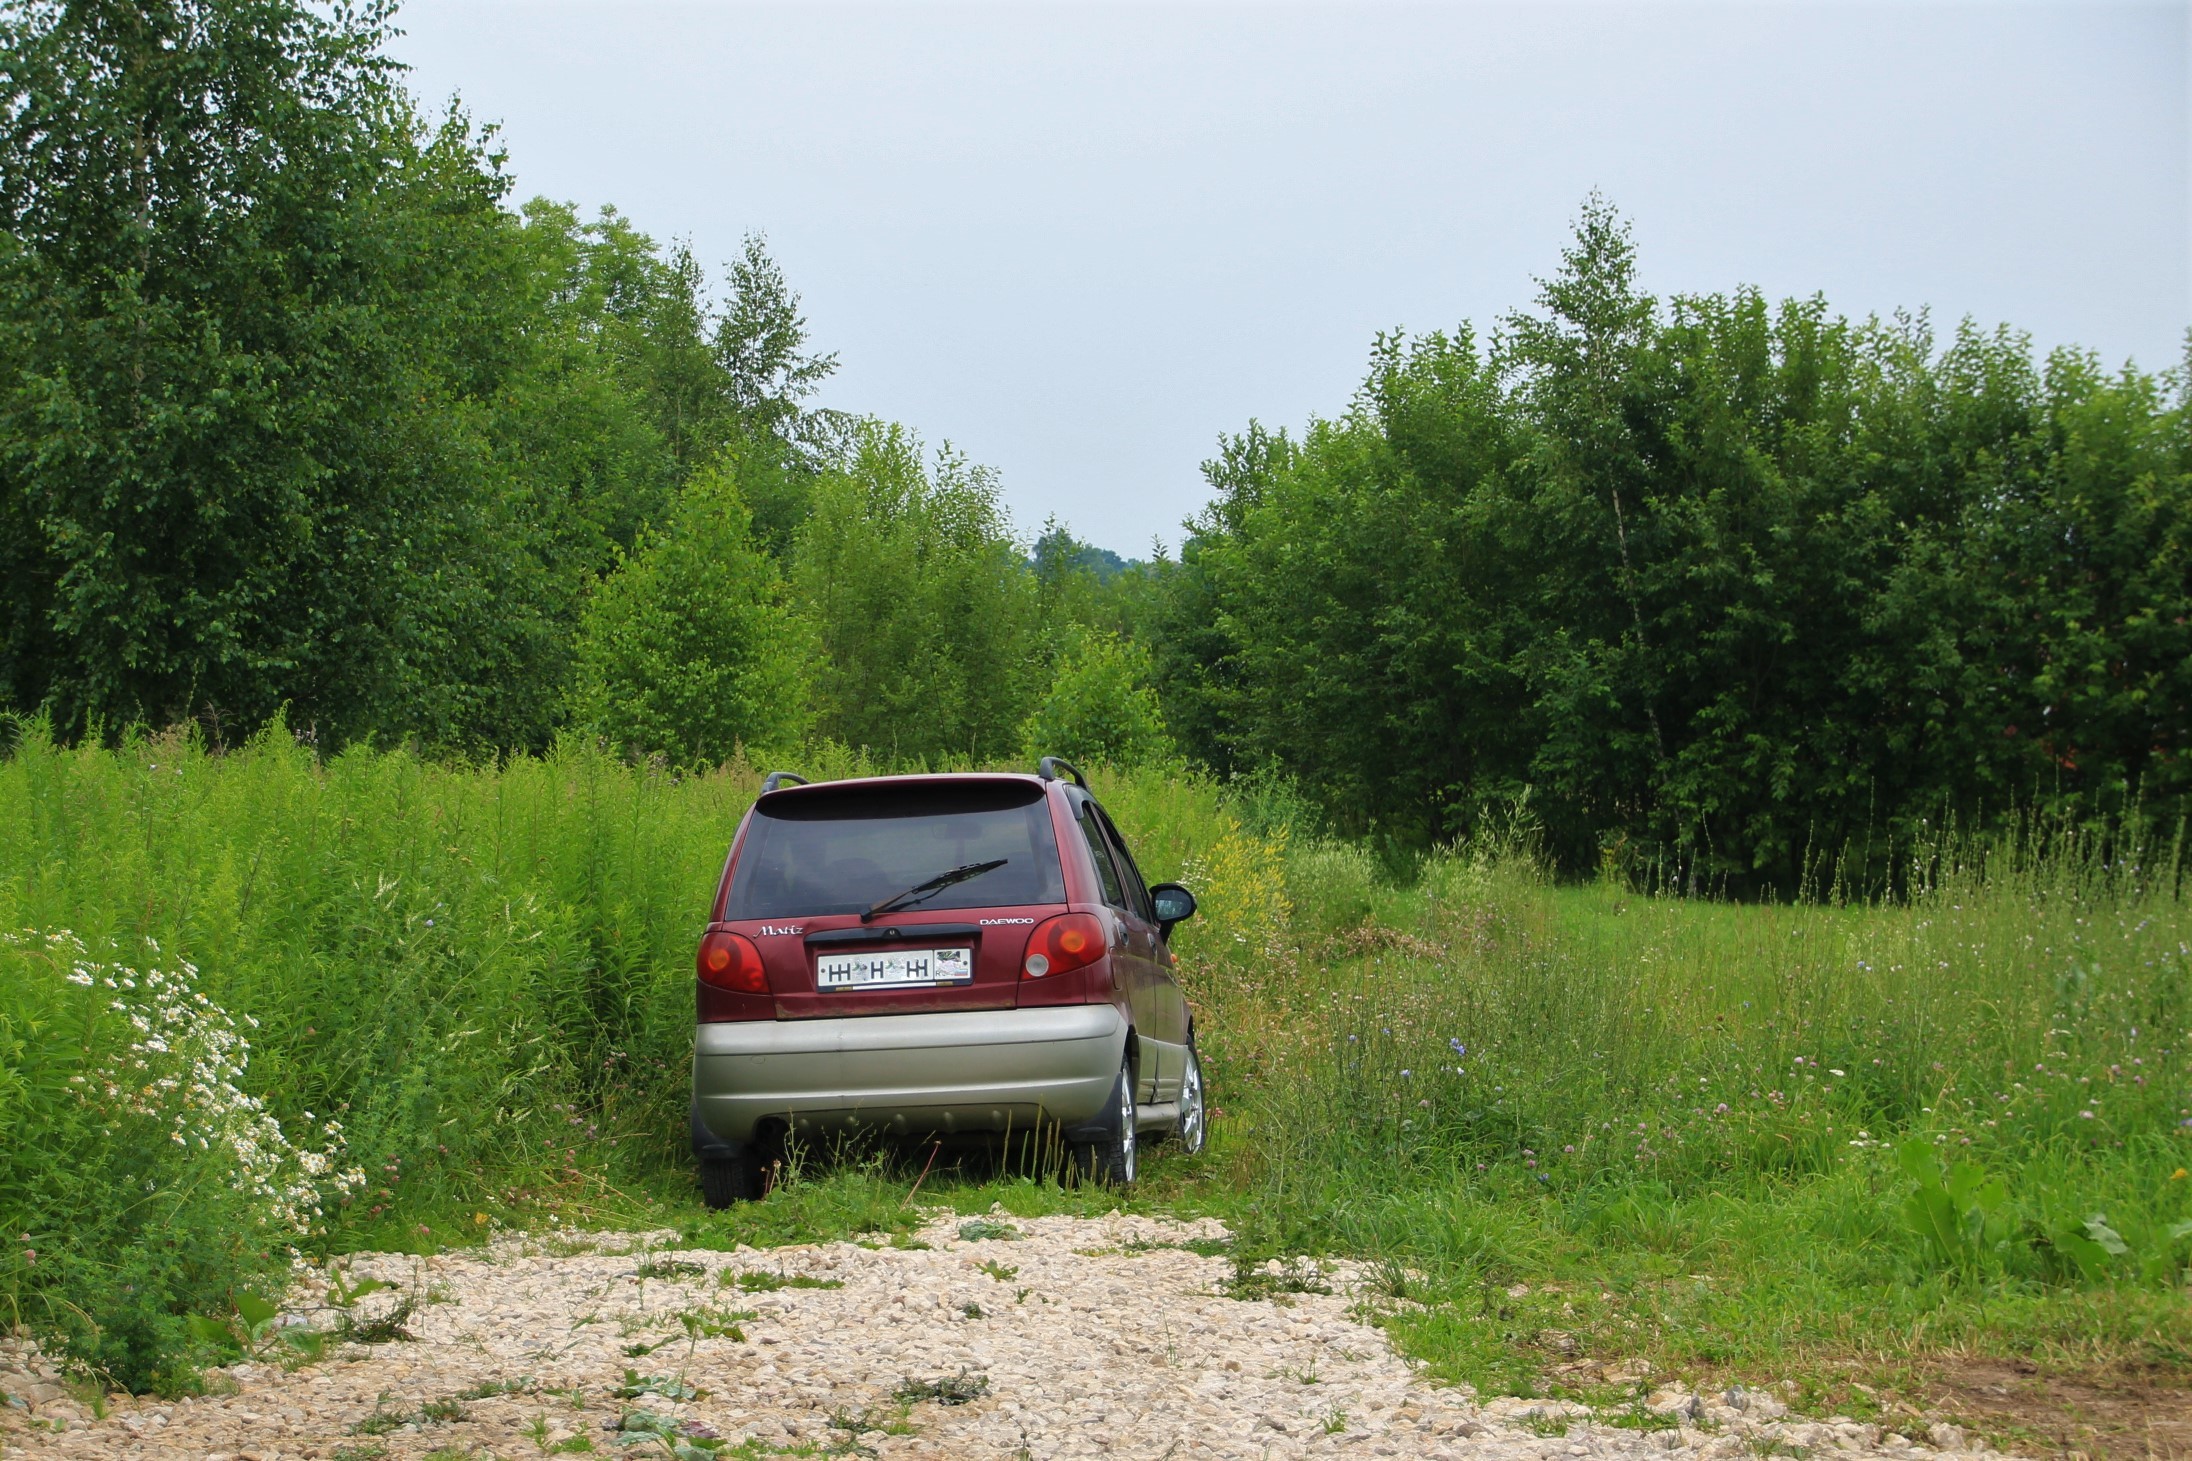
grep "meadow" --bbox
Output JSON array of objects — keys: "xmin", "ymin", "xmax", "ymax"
[{"xmin": 1, "ymin": 726, "xmax": 2186, "ymax": 1445}]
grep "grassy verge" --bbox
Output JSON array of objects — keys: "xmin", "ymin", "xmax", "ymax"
[
  {"xmin": 2, "ymin": 725, "xmax": 2187, "ymax": 1455},
  {"xmin": 1179, "ymin": 844, "xmax": 2192, "ymax": 1454}
]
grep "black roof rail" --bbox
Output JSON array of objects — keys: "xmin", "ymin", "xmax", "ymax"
[
  {"xmin": 1035, "ymin": 756, "xmax": 1086, "ymax": 789},
  {"xmin": 759, "ymin": 771, "xmax": 809, "ymax": 794}
]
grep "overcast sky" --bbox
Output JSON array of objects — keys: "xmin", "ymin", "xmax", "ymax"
[{"xmin": 388, "ymin": 1, "xmax": 2189, "ymax": 557}]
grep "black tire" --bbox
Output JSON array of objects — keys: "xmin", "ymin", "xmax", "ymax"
[
  {"xmin": 1071, "ymin": 1049, "xmax": 1137, "ymax": 1188},
  {"xmin": 698, "ymin": 1153, "xmax": 760, "ymax": 1209},
  {"xmin": 1170, "ymin": 1034, "xmax": 1207, "ymax": 1155}
]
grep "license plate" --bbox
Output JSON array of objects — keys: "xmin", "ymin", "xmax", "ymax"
[{"xmin": 816, "ymin": 947, "xmax": 974, "ymax": 990}]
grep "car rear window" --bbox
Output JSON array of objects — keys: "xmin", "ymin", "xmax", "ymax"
[{"xmin": 726, "ymin": 780, "xmax": 1066, "ymax": 920}]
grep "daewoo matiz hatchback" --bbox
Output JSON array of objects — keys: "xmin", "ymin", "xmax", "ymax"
[{"xmin": 688, "ymin": 758, "xmax": 1204, "ymax": 1205}]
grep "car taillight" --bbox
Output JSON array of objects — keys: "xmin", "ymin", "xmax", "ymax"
[
  {"xmin": 1022, "ymin": 912, "xmax": 1105, "ymax": 979},
  {"xmin": 697, "ymin": 929, "xmax": 767, "ymax": 994}
]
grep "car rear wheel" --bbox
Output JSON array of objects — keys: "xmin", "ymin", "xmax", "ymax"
[
  {"xmin": 1071, "ymin": 1050, "xmax": 1137, "ymax": 1187},
  {"xmin": 1172, "ymin": 1036, "xmax": 1206, "ymax": 1155},
  {"xmin": 698, "ymin": 1152, "xmax": 761, "ymax": 1208}
]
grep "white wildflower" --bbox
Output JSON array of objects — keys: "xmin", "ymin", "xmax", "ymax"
[{"xmin": 6, "ymin": 928, "xmax": 354, "ymax": 1246}]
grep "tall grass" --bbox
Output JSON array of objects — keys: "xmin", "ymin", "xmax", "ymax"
[
  {"xmin": 2, "ymin": 726, "xmax": 2186, "ymax": 1395},
  {"xmin": 0, "ymin": 725, "xmax": 748, "ymax": 1383},
  {"xmin": 0, "ymin": 727, "xmax": 1265, "ymax": 1386},
  {"xmin": 1196, "ymin": 831, "xmax": 2192, "ymax": 1389}
]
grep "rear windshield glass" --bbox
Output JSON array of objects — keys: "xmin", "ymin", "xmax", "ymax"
[{"xmin": 727, "ymin": 781, "xmax": 1065, "ymax": 920}]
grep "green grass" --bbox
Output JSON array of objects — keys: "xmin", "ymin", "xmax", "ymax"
[
  {"xmin": 1186, "ymin": 842, "xmax": 2192, "ymax": 1399},
  {"xmin": 1, "ymin": 723, "xmax": 2186, "ymax": 1412},
  {"xmin": 728, "ymin": 1269, "xmax": 843, "ymax": 1292}
]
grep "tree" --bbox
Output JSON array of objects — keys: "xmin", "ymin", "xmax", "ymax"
[
  {"xmin": 792, "ymin": 421, "xmax": 1043, "ymax": 762},
  {"xmin": 715, "ymin": 232, "xmax": 844, "ymax": 456},
  {"xmin": 0, "ymin": 0, "xmax": 853, "ymax": 753},
  {"xmin": 1497, "ymin": 194, "xmax": 1672, "ymax": 854},
  {"xmin": 1019, "ymin": 628, "xmax": 1173, "ymax": 768},
  {"xmin": 563, "ymin": 465, "xmax": 809, "ymax": 766},
  {"xmin": 0, "ymin": 0, "xmax": 572, "ymax": 746},
  {"xmin": 1168, "ymin": 197, "xmax": 2192, "ymax": 887}
]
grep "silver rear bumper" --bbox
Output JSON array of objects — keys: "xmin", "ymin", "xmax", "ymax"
[{"xmin": 692, "ymin": 1004, "xmax": 1126, "ymax": 1145}]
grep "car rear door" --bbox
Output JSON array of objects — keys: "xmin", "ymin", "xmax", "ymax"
[
  {"xmin": 1075, "ymin": 797, "xmax": 1170, "ymax": 1101},
  {"xmin": 1094, "ymin": 804, "xmax": 1193, "ymax": 1101}
]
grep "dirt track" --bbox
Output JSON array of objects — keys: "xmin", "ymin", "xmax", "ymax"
[{"xmin": 0, "ymin": 1212, "xmax": 2014, "ymax": 1460}]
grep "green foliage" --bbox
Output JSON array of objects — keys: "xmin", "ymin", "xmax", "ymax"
[
  {"xmin": 1018, "ymin": 628, "xmax": 1174, "ymax": 768},
  {"xmin": 1280, "ymin": 840, "xmax": 1381, "ymax": 940},
  {"xmin": 3, "ymin": 730, "xmax": 2189, "ymax": 1397},
  {"xmin": 0, "ymin": 0, "xmax": 532, "ymax": 743},
  {"xmin": 714, "ymin": 233, "xmax": 846, "ymax": 460},
  {"xmin": 0, "ymin": 733, "xmax": 1270, "ymax": 1388},
  {"xmin": 616, "ymin": 1370, "xmax": 705, "ymax": 1401},
  {"xmin": 334, "ymin": 1294, "xmax": 418, "ymax": 1345},
  {"xmin": 1227, "ymin": 830, "xmax": 2191, "ymax": 1211},
  {"xmin": 0, "ymin": 922, "xmax": 372, "ymax": 1391},
  {"xmin": 1030, "ymin": 519, "xmax": 1163, "ymax": 644},
  {"xmin": 1192, "ymin": 826, "xmax": 2192, "ymax": 1394},
  {"xmin": 2047, "ymin": 1212, "xmax": 2129, "ymax": 1284},
  {"xmin": 1162, "ymin": 197, "xmax": 2192, "ymax": 887},
  {"xmin": 0, "ymin": 15, "xmax": 2185, "ymax": 1398},
  {"xmin": 564, "ymin": 465, "xmax": 811, "ymax": 766},
  {"xmin": 0, "ymin": 0, "xmax": 2177, "ymax": 899},
  {"xmin": 893, "ymin": 1370, "xmax": 990, "ymax": 1406},
  {"xmin": 1896, "ymin": 1137, "xmax": 2014, "ymax": 1275},
  {"xmin": 727, "ymin": 1269, "xmax": 841, "ymax": 1291},
  {"xmin": 324, "ymin": 1269, "xmax": 391, "ymax": 1310},
  {"xmin": 185, "ymin": 1290, "xmax": 297, "ymax": 1363},
  {"xmin": 792, "ymin": 422, "xmax": 1044, "ymax": 761},
  {"xmin": 955, "ymin": 1217, "xmax": 1021, "ymax": 1242},
  {"xmin": 0, "ymin": 724, "xmax": 761, "ymax": 1384},
  {"xmin": 0, "ymin": 1, "xmax": 851, "ymax": 755},
  {"xmin": 1033, "ymin": 522, "xmax": 1132, "ymax": 585}
]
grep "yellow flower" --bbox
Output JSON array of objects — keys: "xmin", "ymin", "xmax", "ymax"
[
  {"xmin": 474, "ymin": 1211, "xmax": 491, "ymax": 1225},
  {"xmin": 2172, "ymin": 1169, "xmax": 2187, "ymax": 1182}
]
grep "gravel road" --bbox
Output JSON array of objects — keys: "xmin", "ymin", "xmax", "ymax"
[{"xmin": 0, "ymin": 1212, "xmax": 2010, "ymax": 1460}]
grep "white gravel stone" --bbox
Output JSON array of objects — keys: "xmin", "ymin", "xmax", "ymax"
[{"xmin": 0, "ymin": 1213, "xmax": 2020, "ymax": 1460}]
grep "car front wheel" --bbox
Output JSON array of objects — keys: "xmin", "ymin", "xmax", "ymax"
[{"xmin": 1072, "ymin": 1050, "xmax": 1137, "ymax": 1187}]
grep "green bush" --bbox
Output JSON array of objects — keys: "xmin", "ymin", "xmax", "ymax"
[
  {"xmin": 565, "ymin": 466, "xmax": 812, "ymax": 766},
  {"xmin": 0, "ymin": 724, "xmax": 768, "ymax": 1381},
  {"xmin": 1281, "ymin": 840, "xmax": 1380, "ymax": 940},
  {"xmin": 1018, "ymin": 629, "xmax": 1175, "ymax": 769},
  {"xmin": 1220, "ymin": 828, "xmax": 2192, "ymax": 1291},
  {"xmin": 0, "ymin": 932, "xmax": 357, "ymax": 1390}
]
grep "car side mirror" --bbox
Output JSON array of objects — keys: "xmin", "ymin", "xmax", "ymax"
[{"xmin": 1149, "ymin": 882, "xmax": 1196, "ymax": 933}]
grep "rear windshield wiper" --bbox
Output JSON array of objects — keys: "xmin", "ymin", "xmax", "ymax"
[{"xmin": 862, "ymin": 859, "xmax": 1008, "ymax": 922}]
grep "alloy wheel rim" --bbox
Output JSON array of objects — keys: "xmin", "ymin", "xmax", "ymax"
[
  {"xmin": 1180, "ymin": 1052, "xmax": 1204, "ymax": 1153},
  {"xmin": 1119, "ymin": 1064, "xmax": 1137, "ymax": 1181}
]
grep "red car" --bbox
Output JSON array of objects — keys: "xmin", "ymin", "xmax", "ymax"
[{"xmin": 688, "ymin": 758, "xmax": 1205, "ymax": 1205}]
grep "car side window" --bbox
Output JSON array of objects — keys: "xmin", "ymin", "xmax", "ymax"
[
  {"xmin": 1094, "ymin": 806, "xmax": 1154, "ymax": 922},
  {"xmin": 1075, "ymin": 804, "xmax": 1127, "ymax": 909}
]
